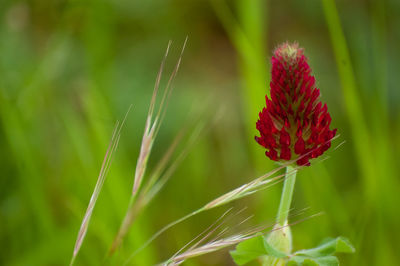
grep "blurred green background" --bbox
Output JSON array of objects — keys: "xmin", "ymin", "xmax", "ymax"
[{"xmin": 1, "ymin": 0, "xmax": 399, "ymax": 265}]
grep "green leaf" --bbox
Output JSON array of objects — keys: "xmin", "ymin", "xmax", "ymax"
[
  {"xmin": 294, "ymin": 236, "xmax": 355, "ymax": 258},
  {"xmin": 287, "ymin": 255, "xmax": 339, "ymax": 266},
  {"xmin": 230, "ymin": 234, "xmax": 288, "ymax": 265},
  {"xmin": 263, "ymin": 237, "xmax": 288, "ymax": 258},
  {"xmin": 335, "ymin": 237, "xmax": 356, "ymax": 253},
  {"xmin": 230, "ymin": 235, "xmax": 267, "ymax": 265}
]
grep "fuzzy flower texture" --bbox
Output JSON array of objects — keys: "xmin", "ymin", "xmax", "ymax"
[{"xmin": 255, "ymin": 43, "xmax": 336, "ymax": 166}]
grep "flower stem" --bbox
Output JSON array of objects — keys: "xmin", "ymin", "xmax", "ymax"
[{"xmin": 276, "ymin": 165, "xmax": 297, "ymax": 226}]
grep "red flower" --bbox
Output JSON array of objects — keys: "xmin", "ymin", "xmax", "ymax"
[{"xmin": 255, "ymin": 43, "xmax": 336, "ymax": 166}]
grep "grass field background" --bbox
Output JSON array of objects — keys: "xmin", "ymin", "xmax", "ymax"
[{"xmin": 1, "ymin": 0, "xmax": 399, "ymax": 265}]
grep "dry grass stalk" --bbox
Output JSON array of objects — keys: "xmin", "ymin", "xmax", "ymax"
[
  {"xmin": 110, "ymin": 38, "xmax": 190, "ymax": 254},
  {"xmin": 110, "ymin": 121, "xmax": 204, "ymax": 254},
  {"xmin": 161, "ymin": 210, "xmax": 322, "ymax": 266},
  {"xmin": 139, "ymin": 125, "xmax": 188, "ymax": 200},
  {"xmin": 142, "ymin": 121, "xmax": 205, "ymax": 206},
  {"xmin": 131, "ymin": 40, "xmax": 171, "ymax": 196},
  {"xmin": 159, "ymin": 208, "xmax": 266, "ymax": 266},
  {"xmin": 128, "ymin": 163, "xmax": 293, "ymax": 260},
  {"xmin": 165, "ymin": 235, "xmax": 251, "ymax": 266},
  {"xmin": 132, "ymin": 37, "xmax": 188, "ymax": 196},
  {"xmin": 70, "ymin": 106, "xmax": 131, "ymax": 266},
  {"xmin": 128, "ymin": 135, "xmax": 341, "ymax": 260}
]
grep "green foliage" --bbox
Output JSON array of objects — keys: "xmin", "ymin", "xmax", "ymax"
[
  {"xmin": 294, "ymin": 237, "xmax": 355, "ymax": 258},
  {"xmin": 230, "ymin": 234, "xmax": 287, "ymax": 265},
  {"xmin": 230, "ymin": 236, "xmax": 266, "ymax": 265},
  {"xmin": 287, "ymin": 256, "xmax": 338, "ymax": 266},
  {"xmin": 230, "ymin": 236, "xmax": 354, "ymax": 265}
]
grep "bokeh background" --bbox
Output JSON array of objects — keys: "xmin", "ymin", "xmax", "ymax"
[{"xmin": 1, "ymin": 0, "xmax": 399, "ymax": 265}]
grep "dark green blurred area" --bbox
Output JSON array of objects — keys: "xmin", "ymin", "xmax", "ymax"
[{"xmin": 1, "ymin": 0, "xmax": 399, "ymax": 265}]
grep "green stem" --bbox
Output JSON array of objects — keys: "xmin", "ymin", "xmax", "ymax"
[{"xmin": 276, "ymin": 165, "xmax": 297, "ymax": 226}]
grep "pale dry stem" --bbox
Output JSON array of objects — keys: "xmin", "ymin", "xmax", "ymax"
[
  {"xmin": 111, "ymin": 39, "xmax": 189, "ymax": 254},
  {"xmin": 162, "ymin": 210, "xmax": 322, "ymax": 266},
  {"xmin": 70, "ymin": 106, "xmax": 131, "ymax": 266},
  {"xmin": 128, "ymin": 135, "xmax": 342, "ymax": 262}
]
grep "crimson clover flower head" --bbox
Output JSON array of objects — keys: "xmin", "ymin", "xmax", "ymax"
[{"xmin": 255, "ymin": 42, "xmax": 337, "ymax": 166}]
